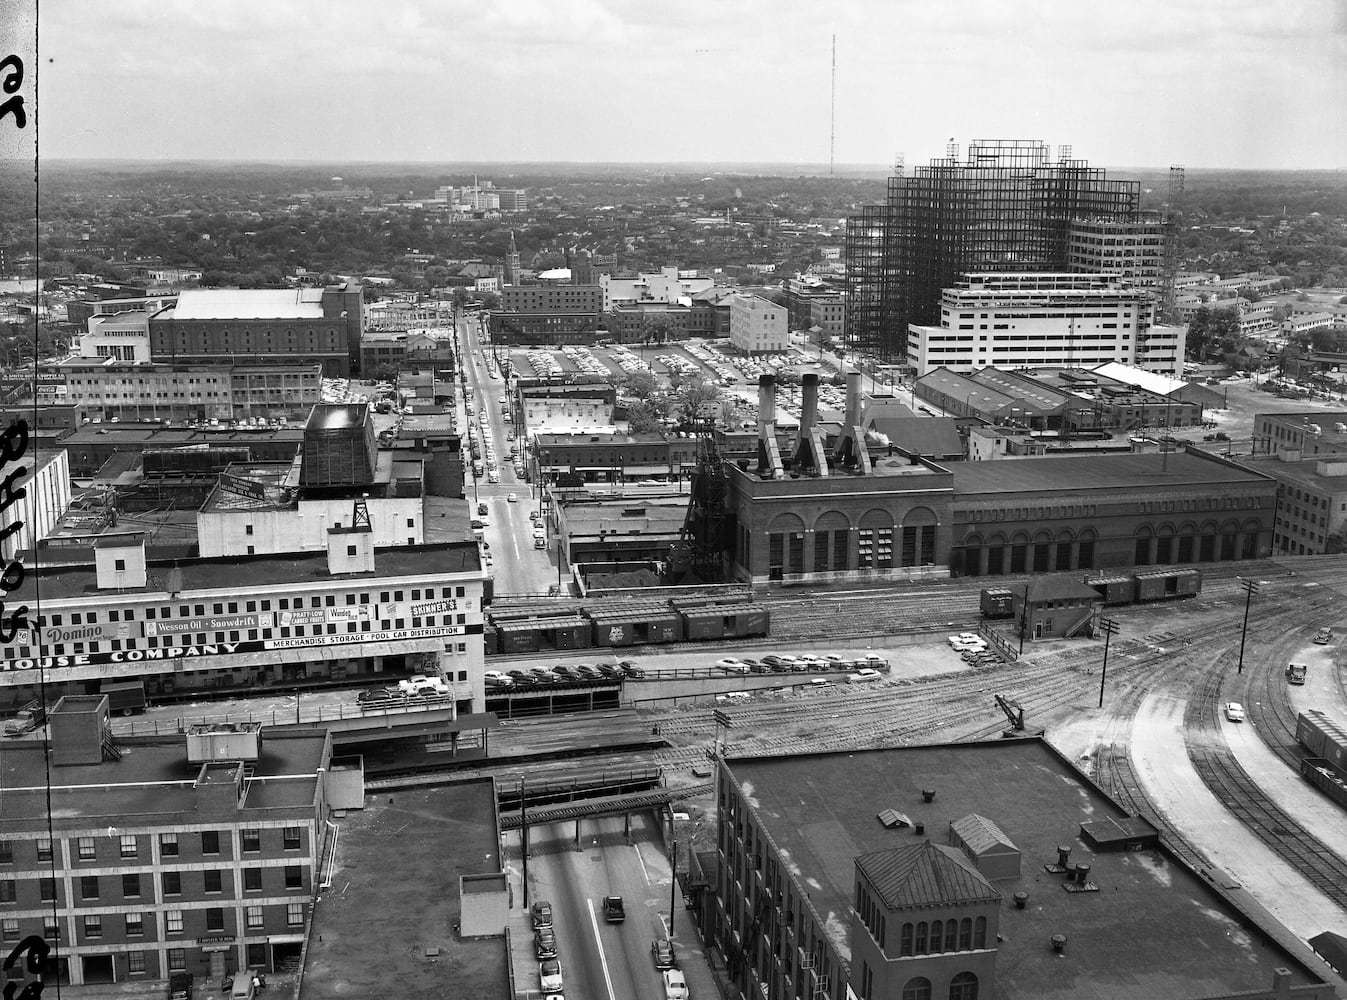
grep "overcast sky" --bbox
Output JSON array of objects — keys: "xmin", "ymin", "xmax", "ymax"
[{"xmin": 32, "ymin": 0, "xmax": 1347, "ymax": 169}]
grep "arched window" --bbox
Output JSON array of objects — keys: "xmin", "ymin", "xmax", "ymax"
[
  {"xmin": 915, "ymin": 921, "xmax": 928, "ymax": 954},
  {"xmin": 973, "ymin": 916, "xmax": 986, "ymax": 949},
  {"xmin": 929, "ymin": 919, "xmax": 943, "ymax": 954},
  {"xmin": 949, "ymin": 971, "xmax": 978, "ymax": 1000},
  {"xmin": 959, "ymin": 918, "xmax": 972, "ymax": 950},
  {"xmin": 945, "ymin": 920, "xmax": 958, "ymax": 952},
  {"xmin": 900, "ymin": 923, "xmax": 913, "ymax": 957},
  {"xmin": 902, "ymin": 977, "xmax": 932, "ymax": 1000}
]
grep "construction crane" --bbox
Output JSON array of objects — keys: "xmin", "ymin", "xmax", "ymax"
[{"xmin": 994, "ymin": 694, "xmax": 1044, "ymax": 738}]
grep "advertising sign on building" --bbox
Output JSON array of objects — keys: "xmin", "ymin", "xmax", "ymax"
[
  {"xmin": 18, "ymin": 621, "xmax": 142, "ymax": 645},
  {"xmin": 34, "ymin": 371, "xmax": 68, "ymax": 403},
  {"xmin": 144, "ymin": 613, "xmax": 273, "ymax": 637},
  {"xmin": 218, "ymin": 474, "xmax": 267, "ymax": 502},
  {"xmin": 278, "ymin": 605, "xmax": 376, "ymax": 627},
  {"xmin": 380, "ymin": 598, "xmax": 460, "ymax": 619}
]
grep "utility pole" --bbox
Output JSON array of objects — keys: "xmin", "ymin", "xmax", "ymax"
[
  {"xmin": 1236, "ymin": 578, "xmax": 1260, "ymax": 674},
  {"xmin": 669, "ymin": 838, "xmax": 678, "ymax": 933},
  {"xmin": 1097, "ymin": 617, "xmax": 1119, "ymax": 709}
]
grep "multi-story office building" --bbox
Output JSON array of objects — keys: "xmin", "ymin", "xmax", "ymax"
[
  {"xmin": 148, "ymin": 285, "xmax": 364, "ymax": 377},
  {"xmin": 906, "ymin": 273, "xmax": 1184, "ymax": 376},
  {"xmin": 1238, "ymin": 453, "xmax": 1347, "ymax": 556},
  {"xmin": 845, "ymin": 140, "xmax": 1158, "ymax": 360},
  {"xmin": 45, "ymin": 358, "xmax": 322, "ymax": 422},
  {"xmin": 1066, "ymin": 217, "xmax": 1167, "ymax": 288},
  {"xmin": 490, "ymin": 284, "xmax": 606, "ymax": 344},
  {"xmin": 0, "ymin": 702, "xmax": 336, "ymax": 987},
  {"xmin": 729, "ymin": 294, "xmax": 789, "ymax": 354},
  {"xmin": 359, "ymin": 328, "xmax": 455, "ymax": 374}
]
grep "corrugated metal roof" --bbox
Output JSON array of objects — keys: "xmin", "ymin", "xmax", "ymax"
[
  {"xmin": 950, "ymin": 813, "xmax": 1018, "ymax": 856},
  {"xmin": 172, "ymin": 289, "xmax": 326, "ymax": 320},
  {"xmin": 856, "ymin": 841, "xmax": 1000, "ymax": 910},
  {"xmin": 1026, "ymin": 574, "xmax": 1100, "ymax": 604}
]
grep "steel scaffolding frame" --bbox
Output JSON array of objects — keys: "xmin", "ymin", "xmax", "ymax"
[{"xmin": 847, "ymin": 139, "xmax": 1148, "ymax": 361}]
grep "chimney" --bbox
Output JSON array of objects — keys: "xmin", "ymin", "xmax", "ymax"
[
  {"xmin": 793, "ymin": 374, "xmax": 829, "ymax": 477},
  {"xmin": 799, "ymin": 373, "xmax": 819, "ymax": 440},
  {"xmin": 756, "ymin": 374, "xmax": 783, "ymax": 478},
  {"xmin": 844, "ymin": 371, "xmax": 863, "ymax": 429},
  {"xmin": 832, "ymin": 371, "xmax": 871, "ymax": 474}
]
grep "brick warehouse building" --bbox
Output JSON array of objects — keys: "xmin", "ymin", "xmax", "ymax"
[
  {"xmin": 0, "ymin": 532, "xmax": 488, "ymax": 714},
  {"xmin": 948, "ymin": 450, "xmax": 1276, "ymax": 577},
  {"xmin": 712, "ymin": 740, "xmax": 1334, "ymax": 1000},
  {"xmin": 0, "ymin": 703, "xmax": 339, "ymax": 987},
  {"xmin": 721, "ymin": 376, "xmax": 1277, "ymax": 586},
  {"xmin": 148, "ymin": 285, "xmax": 365, "ymax": 378}
]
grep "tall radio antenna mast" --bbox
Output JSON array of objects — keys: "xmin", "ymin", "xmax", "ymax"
[{"xmin": 829, "ymin": 34, "xmax": 836, "ymax": 175}]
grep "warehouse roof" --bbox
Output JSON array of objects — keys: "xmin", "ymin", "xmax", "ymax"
[
  {"xmin": 857, "ymin": 841, "xmax": 1000, "ymax": 910},
  {"xmin": 166, "ymin": 288, "xmax": 327, "ymax": 320},
  {"xmin": 952, "ymin": 450, "xmax": 1271, "ymax": 495},
  {"xmin": 726, "ymin": 739, "xmax": 1326, "ymax": 999},
  {"xmin": 21, "ymin": 541, "xmax": 482, "ymax": 602}
]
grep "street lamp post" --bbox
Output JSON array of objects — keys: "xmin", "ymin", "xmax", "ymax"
[
  {"xmin": 1097, "ymin": 616, "xmax": 1119, "ymax": 708},
  {"xmin": 1236, "ymin": 578, "xmax": 1261, "ymax": 674}
]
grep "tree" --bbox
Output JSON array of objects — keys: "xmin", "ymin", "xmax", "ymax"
[
  {"xmin": 626, "ymin": 399, "xmax": 662, "ymax": 433},
  {"xmin": 482, "ymin": 292, "xmax": 501, "ymax": 310},
  {"xmin": 621, "ymin": 370, "xmax": 657, "ymax": 400}
]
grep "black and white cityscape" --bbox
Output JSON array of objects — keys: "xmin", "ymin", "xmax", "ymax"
[{"xmin": 1, "ymin": 3, "xmax": 1346, "ymax": 1000}]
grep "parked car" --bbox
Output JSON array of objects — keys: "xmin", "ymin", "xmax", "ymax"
[
  {"xmin": 948, "ymin": 632, "xmax": 982, "ymax": 648},
  {"xmin": 356, "ymin": 686, "xmax": 400, "ymax": 704},
  {"xmin": 552, "ymin": 665, "xmax": 579, "ymax": 680},
  {"xmin": 529, "ymin": 667, "xmax": 559, "ymax": 684},
  {"xmin": 598, "ymin": 664, "xmax": 625, "ymax": 680},
  {"xmin": 663, "ymin": 969, "xmax": 690, "ymax": 1000},
  {"xmin": 531, "ymin": 900, "xmax": 553, "ymax": 928},
  {"xmin": 507, "ymin": 493, "xmax": 519, "ymax": 503},
  {"xmin": 534, "ymin": 927, "xmax": 557, "ymax": 959},
  {"xmin": 477, "ymin": 502, "xmax": 489, "ymax": 516},
  {"xmin": 822, "ymin": 654, "xmax": 853, "ymax": 669},
  {"xmin": 1315, "ymin": 627, "xmax": 1333, "ymax": 644},
  {"xmin": 398, "ymin": 675, "xmax": 451, "ymax": 697},
  {"xmin": 651, "ymin": 937, "xmax": 676, "ymax": 970},
  {"xmin": 716, "ymin": 657, "xmax": 750, "ymax": 674},
  {"xmin": 1224, "ymin": 702, "xmax": 1246, "ymax": 722},
  {"xmin": 483, "ymin": 670, "xmax": 515, "ymax": 689},
  {"xmin": 761, "ymin": 654, "xmax": 798, "ymax": 669},
  {"xmin": 847, "ymin": 668, "xmax": 883, "ymax": 684},
  {"xmin": 169, "ymin": 972, "xmax": 194, "ymax": 1000},
  {"xmin": 620, "ymin": 663, "xmax": 646, "ymax": 679},
  {"xmin": 575, "ymin": 664, "xmax": 603, "ymax": 680},
  {"xmin": 539, "ymin": 959, "xmax": 563, "ymax": 993}
]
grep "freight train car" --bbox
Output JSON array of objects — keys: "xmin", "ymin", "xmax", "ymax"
[
  {"xmin": 1297, "ymin": 710, "xmax": 1347, "ymax": 774},
  {"xmin": 1300, "ymin": 756, "xmax": 1347, "ymax": 810},
  {"xmin": 586, "ymin": 605, "xmax": 684, "ymax": 648},
  {"xmin": 983, "ymin": 569, "xmax": 1203, "ymax": 618}
]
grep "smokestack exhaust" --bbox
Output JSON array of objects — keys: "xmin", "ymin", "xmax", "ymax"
[{"xmin": 756, "ymin": 374, "xmax": 783, "ymax": 479}]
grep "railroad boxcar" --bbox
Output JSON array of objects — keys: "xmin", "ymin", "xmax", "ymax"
[
  {"xmin": 678, "ymin": 607, "xmax": 728, "ymax": 641},
  {"xmin": 979, "ymin": 587, "xmax": 1016, "ymax": 619},
  {"xmin": 1300, "ymin": 756, "xmax": 1347, "ymax": 809},
  {"xmin": 1085, "ymin": 574, "xmax": 1134, "ymax": 606},
  {"xmin": 587, "ymin": 606, "xmax": 683, "ymax": 647},
  {"xmin": 1297, "ymin": 710, "xmax": 1347, "ymax": 773},
  {"xmin": 723, "ymin": 603, "xmax": 770, "ymax": 639},
  {"xmin": 1133, "ymin": 568, "xmax": 1202, "ymax": 602},
  {"xmin": 497, "ymin": 623, "xmax": 541, "ymax": 655}
]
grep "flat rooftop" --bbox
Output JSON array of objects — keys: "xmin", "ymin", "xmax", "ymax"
[
  {"xmin": 21, "ymin": 541, "xmax": 483, "ymax": 602},
  {"xmin": 301, "ymin": 780, "xmax": 507, "ymax": 1000},
  {"xmin": 952, "ymin": 450, "xmax": 1271, "ymax": 495},
  {"xmin": 165, "ymin": 288, "xmax": 326, "ymax": 321},
  {"xmin": 0, "ymin": 732, "xmax": 327, "ymax": 825},
  {"xmin": 1238, "ymin": 455, "xmax": 1347, "ymax": 491},
  {"xmin": 728, "ymin": 739, "xmax": 1325, "ymax": 1000}
]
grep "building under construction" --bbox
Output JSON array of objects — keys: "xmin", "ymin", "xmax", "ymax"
[{"xmin": 845, "ymin": 139, "xmax": 1165, "ymax": 361}]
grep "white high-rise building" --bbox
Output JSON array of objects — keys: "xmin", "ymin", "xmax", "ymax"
[
  {"xmin": 729, "ymin": 294, "xmax": 789, "ymax": 354},
  {"xmin": 907, "ymin": 273, "xmax": 1184, "ymax": 377}
]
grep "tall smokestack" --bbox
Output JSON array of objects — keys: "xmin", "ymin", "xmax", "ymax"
[
  {"xmin": 800, "ymin": 373, "xmax": 819, "ymax": 442},
  {"xmin": 794, "ymin": 373, "xmax": 829, "ymax": 477},
  {"xmin": 756, "ymin": 374, "xmax": 783, "ymax": 479},
  {"xmin": 844, "ymin": 371, "xmax": 863, "ymax": 429}
]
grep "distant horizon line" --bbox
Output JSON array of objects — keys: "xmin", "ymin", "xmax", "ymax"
[{"xmin": 22, "ymin": 157, "xmax": 1347, "ymax": 174}]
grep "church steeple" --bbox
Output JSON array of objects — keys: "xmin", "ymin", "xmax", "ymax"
[{"xmin": 505, "ymin": 230, "xmax": 521, "ymax": 286}]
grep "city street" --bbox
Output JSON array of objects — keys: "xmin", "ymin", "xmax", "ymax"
[
  {"xmin": 460, "ymin": 310, "xmax": 564, "ymax": 596},
  {"xmin": 514, "ymin": 814, "xmax": 678, "ymax": 1000}
]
